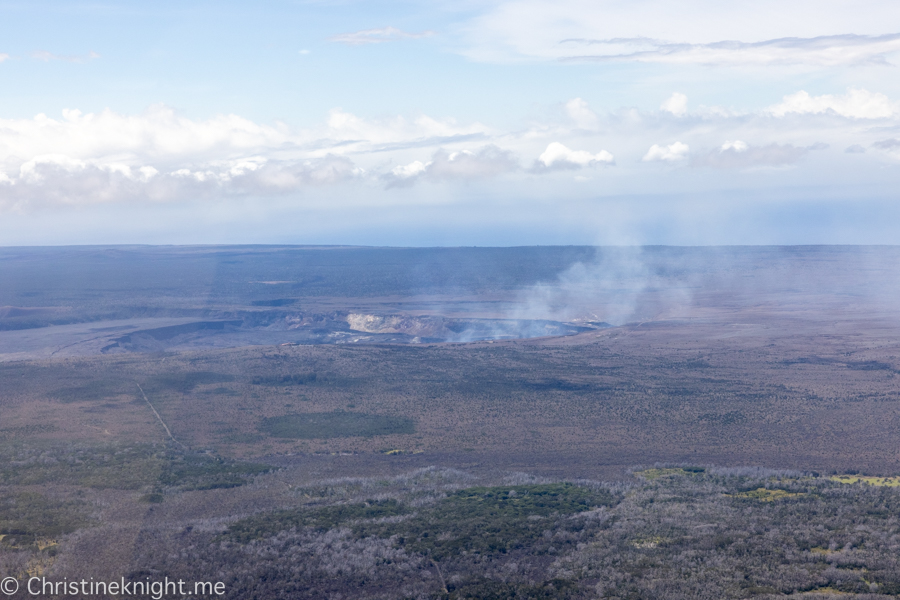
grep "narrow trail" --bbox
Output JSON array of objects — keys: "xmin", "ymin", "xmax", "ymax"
[{"xmin": 136, "ymin": 383, "xmax": 184, "ymax": 448}]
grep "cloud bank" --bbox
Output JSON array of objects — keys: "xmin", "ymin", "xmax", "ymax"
[
  {"xmin": 0, "ymin": 85, "xmax": 897, "ymax": 211},
  {"xmin": 661, "ymin": 93, "xmax": 688, "ymax": 116},
  {"xmin": 535, "ymin": 142, "xmax": 614, "ymax": 170},
  {"xmin": 643, "ymin": 142, "xmax": 690, "ymax": 162},
  {"xmin": 565, "ymin": 98, "xmax": 600, "ymax": 129},
  {"xmin": 768, "ymin": 88, "xmax": 895, "ymax": 118},
  {"xmin": 387, "ymin": 146, "xmax": 518, "ymax": 187},
  {"xmin": 0, "ymin": 155, "xmax": 360, "ymax": 210}
]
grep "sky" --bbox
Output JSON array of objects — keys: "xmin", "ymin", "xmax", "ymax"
[{"xmin": 0, "ymin": 0, "xmax": 898, "ymax": 246}]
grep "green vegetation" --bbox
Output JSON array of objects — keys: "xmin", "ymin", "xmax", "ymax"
[
  {"xmin": 145, "ymin": 371, "xmax": 234, "ymax": 394},
  {"xmin": 0, "ymin": 443, "xmax": 164, "ymax": 489},
  {"xmin": 221, "ymin": 432, "xmax": 264, "ymax": 444},
  {"xmin": 831, "ymin": 474, "xmax": 900, "ymax": 487},
  {"xmin": 250, "ymin": 372, "xmax": 318, "ymax": 386},
  {"xmin": 51, "ymin": 379, "xmax": 130, "ymax": 403},
  {"xmin": 157, "ymin": 470, "xmax": 900, "ymax": 599},
  {"xmin": 358, "ymin": 483, "xmax": 619, "ymax": 559},
  {"xmin": 436, "ymin": 578, "xmax": 580, "ymax": 600},
  {"xmin": 0, "ymin": 443, "xmax": 270, "ymax": 491},
  {"xmin": 0, "ymin": 492, "xmax": 89, "ymax": 545},
  {"xmin": 205, "ymin": 386, "xmax": 239, "ymax": 396},
  {"xmin": 258, "ymin": 411, "xmax": 414, "ymax": 439},
  {"xmin": 50, "ymin": 371, "xmax": 234, "ymax": 404},
  {"xmin": 226, "ymin": 483, "xmax": 618, "ymax": 561},
  {"xmin": 634, "ymin": 466, "xmax": 705, "ymax": 480},
  {"xmin": 158, "ymin": 452, "xmax": 272, "ymax": 490},
  {"xmin": 727, "ymin": 487, "xmax": 804, "ymax": 501},
  {"xmin": 226, "ymin": 499, "xmax": 406, "ymax": 543}
]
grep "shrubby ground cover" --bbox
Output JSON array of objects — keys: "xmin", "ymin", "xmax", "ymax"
[{"xmin": 121, "ymin": 467, "xmax": 900, "ymax": 599}]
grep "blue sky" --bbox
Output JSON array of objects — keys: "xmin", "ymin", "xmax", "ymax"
[{"xmin": 0, "ymin": 0, "xmax": 898, "ymax": 246}]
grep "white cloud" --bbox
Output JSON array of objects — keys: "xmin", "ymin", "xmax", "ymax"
[
  {"xmin": 720, "ymin": 140, "xmax": 748, "ymax": 152},
  {"xmin": 1, "ymin": 91, "xmax": 897, "ymax": 214},
  {"xmin": 536, "ymin": 142, "xmax": 614, "ymax": 170},
  {"xmin": 391, "ymin": 161, "xmax": 428, "ymax": 179},
  {"xmin": 643, "ymin": 142, "xmax": 689, "ymax": 162},
  {"xmin": 0, "ymin": 105, "xmax": 292, "ymax": 165},
  {"xmin": 565, "ymin": 98, "xmax": 599, "ymax": 129},
  {"xmin": 661, "ymin": 93, "xmax": 687, "ymax": 116},
  {"xmin": 386, "ymin": 146, "xmax": 518, "ymax": 187},
  {"xmin": 0, "ymin": 54, "xmax": 9, "ymax": 63},
  {"xmin": 0, "ymin": 104, "xmax": 507, "ymax": 208},
  {"xmin": 0, "ymin": 106, "xmax": 375, "ymax": 209},
  {"xmin": 0, "ymin": 154, "xmax": 361, "ymax": 210},
  {"xmin": 329, "ymin": 27, "xmax": 434, "ymax": 45},
  {"xmin": 769, "ymin": 88, "xmax": 895, "ymax": 119}
]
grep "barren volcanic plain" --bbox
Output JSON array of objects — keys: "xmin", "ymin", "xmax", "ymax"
[{"xmin": 3, "ymin": 245, "xmax": 900, "ymax": 599}]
